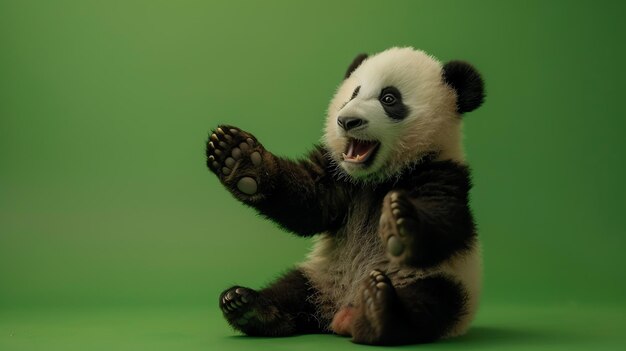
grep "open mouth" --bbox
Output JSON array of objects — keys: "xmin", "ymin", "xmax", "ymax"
[{"xmin": 342, "ymin": 138, "xmax": 380, "ymax": 165}]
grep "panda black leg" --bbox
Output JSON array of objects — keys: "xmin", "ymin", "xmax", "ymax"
[
  {"xmin": 379, "ymin": 188, "xmax": 476, "ymax": 269},
  {"xmin": 219, "ymin": 269, "xmax": 325, "ymax": 336},
  {"xmin": 351, "ymin": 270, "xmax": 406, "ymax": 344},
  {"xmin": 351, "ymin": 270, "xmax": 410, "ymax": 345},
  {"xmin": 351, "ymin": 271, "xmax": 466, "ymax": 345}
]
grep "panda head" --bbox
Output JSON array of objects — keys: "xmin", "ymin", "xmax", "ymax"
[{"xmin": 324, "ymin": 47, "xmax": 485, "ymax": 183}]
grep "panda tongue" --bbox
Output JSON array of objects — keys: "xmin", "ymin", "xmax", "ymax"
[{"xmin": 354, "ymin": 140, "xmax": 374, "ymax": 155}]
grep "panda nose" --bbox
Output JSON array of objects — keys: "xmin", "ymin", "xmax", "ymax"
[{"xmin": 337, "ymin": 117, "xmax": 367, "ymax": 131}]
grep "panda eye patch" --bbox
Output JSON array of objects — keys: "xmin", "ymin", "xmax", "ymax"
[
  {"xmin": 379, "ymin": 86, "xmax": 402, "ymax": 106},
  {"xmin": 379, "ymin": 86, "xmax": 408, "ymax": 120}
]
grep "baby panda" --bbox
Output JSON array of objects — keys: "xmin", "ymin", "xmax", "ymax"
[{"xmin": 206, "ymin": 47, "xmax": 485, "ymax": 345}]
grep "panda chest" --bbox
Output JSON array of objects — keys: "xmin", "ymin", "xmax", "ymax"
[{"xmin": 328, "ymin": 195, "xmax": 388, "ymax": 278}]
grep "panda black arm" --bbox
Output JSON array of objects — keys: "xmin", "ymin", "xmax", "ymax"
[
  {"xmin": 252, "ymin": 145, "xmax": 351, "ymax": 236},
  {"xmin": 206, "ymin": 125, "xmax": 350, "ymax": 236},
  {"xmin": 381, "ymin": 161, "xmax": 477, "ymax": 268}
]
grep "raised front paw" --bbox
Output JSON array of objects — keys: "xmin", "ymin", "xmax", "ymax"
[
  {"xmin": 379, "ymin": 190, "xmax": 418, "ymax": 265},
  {"xmin": 206, "ymin": 125, "xmax": 268, "ymax": 199}
]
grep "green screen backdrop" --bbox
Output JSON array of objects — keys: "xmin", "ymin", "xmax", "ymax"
[{"xmin": 1, "ymin": 1, "xmax": 625, "ymax": 350}]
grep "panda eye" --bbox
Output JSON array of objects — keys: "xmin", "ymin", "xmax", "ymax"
[{"xmin": 380, "ymin": 93, "xmax": 396, "ymax": 105}]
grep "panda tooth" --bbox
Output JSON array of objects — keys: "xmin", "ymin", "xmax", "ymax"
[
  {"xmin": 342, "ymin": 153, "xmax": 348, "ymax": 160},
  {"xmin": 347, "ymin": 140, "xmax": 355, "ymax": 157}
]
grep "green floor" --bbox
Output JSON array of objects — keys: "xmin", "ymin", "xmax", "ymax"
[{"xmin": 2, "ymin": 302, "xmax": 624, "ymax": 350}]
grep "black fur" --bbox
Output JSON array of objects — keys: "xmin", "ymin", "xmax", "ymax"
[
  {"xmin": 352, "ymin": 272, "xmax": 467, "ymax": 345},
  {"xmin": 207, "ymin": 130, "xmax": 476, "ymax": 344},
  {"xmin": 251, "ymin": 146, "xmax": 353, "ymax": 236},
  {"xmin": 219, "ymin": 269, "xmax": 325, "ymax": 336},
  {"xmin": 379, "ymin": 86, "xmax": 409, "ymax": 120},
  {"xmin": 206, "ymin": 126, "xmax": 351, "ymax": 236},
  {"xmin": 344, "ymin": 53, "xmax": 368, "ymax": 79},
  {"xmin": 214, "ymin": 141, "xmax": 474, "ymax": 268},
  {"xmin": 259, "ymin": 269, "xmax": 328, "ymax": 333},
  {"xmin": 206, "ymin": 132, "xmax": 474, "ymax": 262},
  {"xmin": 442, "ymin": 61, "xmax": 485, "ymax": 114},
  {"xmin": 391, "ymin": 160, "xmax": 476, "ymax": 268},
  {"xmin": 394, "ymin": 274, "xmax": 467, "ymax": 343}
]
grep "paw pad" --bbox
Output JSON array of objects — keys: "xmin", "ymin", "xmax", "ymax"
[
  {"xmin": 386, "ymin": 236, "xmax": 404, "ymax": 257},
  {"xmin": 362, "ymin": 270, "xmax": 393, "ymax": 316},
  {"xmin": 250, "ymin": 151, "xmax": 262, "ymax": 166},
  {"xmin": 379, "ymin": 191, "xmax": 417, "ymax": 261},
  {"xmin": 237, "ymin": 177, "xmax": 258, "ymax": 195},
  {"xmin": 206, "ymin": 126, "xmax": 265, "ymax": 196},
  {"xmin": 220, "ymin": 287, "xmax": 255, "ymax": 315}
]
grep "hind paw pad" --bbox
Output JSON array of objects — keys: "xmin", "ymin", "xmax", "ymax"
[
  {"xmin": 379, "ymin": 191, "xmax": 417, "ymax": 262},
  {"xmin": 220, "ymin": 287, "xmax": 257, "ymax": 317},
  {"xmin": 363, "ymin": 270, "xmax": 393, "ymax": 313},
  {"xmin": 353, "ymin": 270, "xmax": 396, "ymax": 341}
]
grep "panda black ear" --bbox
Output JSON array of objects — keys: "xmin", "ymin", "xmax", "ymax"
[
  {"xmin": 443, "ymin": 61, "xmax": 485, "ymax": 114},
  {"xmin": 345, "ymin": 53, "xmax": 368, "ymax": 79}
]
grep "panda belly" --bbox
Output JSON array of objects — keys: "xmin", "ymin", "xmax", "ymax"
[
  {"xmin": 299, "ymin": 198, "xmax": 482, "ymax": 337},
  {"xmin": 299, "ymin": 198, "xmax": 389, "ymax": 324}
]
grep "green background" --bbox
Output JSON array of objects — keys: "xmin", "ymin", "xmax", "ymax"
[{"xmin": 1, "ymin": 0, "xmax": 625, "ymax": 350}]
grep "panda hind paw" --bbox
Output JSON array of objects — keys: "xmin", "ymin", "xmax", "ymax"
[
  {"xmin": 219, "ymin": 286, "xmax": 265, "ymax": 328},
  {"xmin": 351, "ymin": 270, "xmax": 397, "ymax": 344},
  {"xmin": 379, "ymin": 190, "xmax": 418, "ymax": 265}
]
